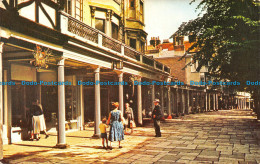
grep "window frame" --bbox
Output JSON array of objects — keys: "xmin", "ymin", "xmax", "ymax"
[{"xmin": 95, "ymin": 18, "xmax": 105, "ymax": 33}]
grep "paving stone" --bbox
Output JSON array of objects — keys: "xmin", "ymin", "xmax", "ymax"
[
  {"xmin": 195, "ymin": 156, "xmax": 219, "ymax": 162},
  {"xmin": 200, "ymin": 150, "xmax": 220, "ymax": 157},
  {"xmin": 3, "ymin": 110, "xmax": 260, "ymax": 164},
  {"xmin": 159, "ymin": 155, "xmax": 181, "ymax": 161}
]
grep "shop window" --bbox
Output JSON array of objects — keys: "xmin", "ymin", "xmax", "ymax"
[
  {"xmin": 112, "ymin": 23, "xmax": 119, "ymax": 40},
  {"xmin": 130, "ymin": 38, "xmax": 136, "ymax": 49},
  {"xmin": 65, "ymin": 86, "xmax": 77, "ymax": 121},
  {"xmin": 95, "ymin": 18, "xmax": 105, "ymax": 33}
]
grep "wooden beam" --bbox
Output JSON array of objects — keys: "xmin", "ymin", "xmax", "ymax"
[
  {"xmin": 39, "ymin": 2, "xmax": 56, "ymax": 29},
  {"xmin": 17, "ymin": 0, "xmax": 34, "ymax": 10}
]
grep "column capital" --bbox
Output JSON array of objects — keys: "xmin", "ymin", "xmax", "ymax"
[
  {"xmin": 90, "ymin": 6, "xmax": 96, "ymax": 18},
  {"xmin": 106, "ymin": 9, "xmax": 113, "ymax": 21},
  {"xmin": 0, "ymin": 42, "xmax": 4, "ymax": 53},
  {"xmin": 94, "ymin": 66, "xmax": 100, "ymax": 73},
  {"xmin": 114, "ymin": 70, "xmax": 123, "ymax": 77},
  {"xmin": 136, "ymin": 75, "xmax": 142, "ymax": 82},
  {"xmin": 57, "ymin": 57, "xmax": 65, "ymax": 66}
]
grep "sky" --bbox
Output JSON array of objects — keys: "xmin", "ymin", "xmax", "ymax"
[{"xmin": 145, "ymin": 0, "xmax": 201, "ymax": 42}]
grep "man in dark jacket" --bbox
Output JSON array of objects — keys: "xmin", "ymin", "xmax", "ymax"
[{"xmin": 152, "ymin": 99, "xmax": 162, "ymax": 137}]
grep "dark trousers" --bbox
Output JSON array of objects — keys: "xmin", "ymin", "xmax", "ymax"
[{"xmin": 153, "ymin": 119, "xmax": 161, "ymax": 137}]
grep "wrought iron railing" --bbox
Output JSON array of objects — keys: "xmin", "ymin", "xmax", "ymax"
[
  {"xmin": 143, "ymin": 56, "xmax": 154, "ymax": 67},
  {"xmin": 68, "ymin": 15, "xmax": 99, "ymax": 44},
  {"xmin": 102, "ymin": 35, "xmax": 121, "ymax": 53},
  {"xmin": 124, "ymin": 46, "xmax": 140, "ymax": 61},
  {"xmin": 61, "ymin": 12, "xmax": 170, "ymax": 74},
  {"xmin": 164, "ymin": 66, "xmax": 170, "ymax": 73},
  {"xmin": 156, "ymin": 62, "xmax": 163, "ymax": 70}
]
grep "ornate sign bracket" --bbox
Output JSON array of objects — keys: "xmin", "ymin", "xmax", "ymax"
[{"xmin": 32, "ymin": 45, "xmax": 51, "ymax": 69}]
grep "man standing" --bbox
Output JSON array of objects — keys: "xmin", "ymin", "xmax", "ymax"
[
  {"xmin": 124, "ymin": 103, "xmax": 134, "ymax": 134},
  {"xmin": 152, "ymin": 99, "xmax": 162, "ymax": 137}
]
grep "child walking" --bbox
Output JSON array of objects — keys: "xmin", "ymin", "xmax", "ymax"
[{"xmin": 99, "ymin": 118, "xmax": 108, "ymax": 149}]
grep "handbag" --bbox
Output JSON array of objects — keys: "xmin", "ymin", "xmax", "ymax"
[{"xmin": 130, "ymin": 120, "xmax": 136, "ymax": 128}]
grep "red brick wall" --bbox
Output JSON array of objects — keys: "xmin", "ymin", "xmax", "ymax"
[{"xmin": 156, "ymin": 57, "xmax": 186, "ymax": 83}]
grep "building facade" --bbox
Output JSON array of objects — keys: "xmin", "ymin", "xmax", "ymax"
[{"xmin": 0, "ymin": 0, "xmax": 171, "ymax": 156}]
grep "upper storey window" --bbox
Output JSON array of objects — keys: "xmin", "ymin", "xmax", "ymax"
[
  {"xmin": 95, "ymin": 18, "xmax": 105, "ymax": 33},
  {"xmin": 129, "ymin": 0, "xmax": 136, "ymax": 19},
  {"xmin": 64, "ymin": 0, "xmax": 83, "ymax": 21},
  {"xmin": 130, "ymin": 0, "xmax": 135, "ymax": 9},
  {"xmin": 112, "ymin": 23, "xmax": 119, "ymax": 40},
  {"xmin": 64, "ymin": 0, "xmax": 72, "ymax": 15},
  {"xmin": 140, "ymin": 0, "xmax": 144, "ymax": 22}
]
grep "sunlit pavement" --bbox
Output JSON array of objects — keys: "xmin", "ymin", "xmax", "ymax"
[{"xmin": 3, "ymin": 110, "xmax": 260, "ymax": 164}]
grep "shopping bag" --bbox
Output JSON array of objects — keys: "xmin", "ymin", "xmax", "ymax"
[{"xmin": 130, "ymin": 120, "xmax": 136, "ymax": 128}]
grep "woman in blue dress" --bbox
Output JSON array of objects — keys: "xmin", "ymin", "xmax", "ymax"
[{"xmin": 107, "ymin": 102, "xmax": 124, "ymax": 150}]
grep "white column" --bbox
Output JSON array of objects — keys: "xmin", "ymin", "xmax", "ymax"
[
  {"xmin": 216, "ymin": 94, "xmax": 218, "ymax": 110},
  {"xmin": 3, "ymin": 69, "xmax": 8, "ymax": 144},
  {"xmin": 7, "ymin": 64, "xmax": 11, "ymax": 144},
  {"xmin": 213, "ymin": 93, "xmax": 216, "ymax": 111},
  {"xmin": 171, "ymin": 89, "xmax": 174, "ymax": 115},
  {"xmin": 187, "ymin": 90, "xmax": 190, "ymax": 114},
  {"xmin": 118, "ymin": 72, "xmax": 124, "ymax": 113},
  {"xmin": 205, "ymin": 92, "xmax": 208, "ymax": 111},
  {"xmin": 182, "ymin": 89, "xmax": 185, "ymax": 114},
  {"xmin": 239, "ymin": 98, "xmax": 242, "ymax": 109},
  {"xmin": 200, "ymin": 92, "xmax": 203, "ymax": 112},
  {"xmin": 36, "ymin": 72, "xmax": 41, "ymax": 104},
  {"xmin": 94, "ymin": 67, "xmax": 101, "ymax": 137},
  {"xmin": 0, "ymin": 42, "xmax": 3, "ymax": 158},
  {"xmin": 105, "ymin": 10, "xmax": 112, "ymax": 37},
  {"xmin": 137, "ymin": 77, "xmax": 142, "ymax": 125},
  {"xmin": 56, "ymin": 58, "xmax": 68, "ymax": 148},
  {"xmin": 195, "ymin": 91, "xmax": 198, "ymax": 112},
  {"xmin": 77, "ymin": 78, "xmax": 84, "ymax": 130},
  {"xmin": 245, "ymin": 98, "xmax": 247, "ymax": 109},
  {"xmin": 167, "ymin": 86, "xmax": 171, "ymax": 115},
  {"xmin": 190, "ymin": 90, "xmax": 193, "ymax": 113},
  {"xmin": 208, "ymin": 93, "xmax": 211, "ymax": 111},
  {"xmin": 151, "ymin": 84, "xmax": 155, "ymax": 110},
  {"xmin": 160, "ymin": 85, "xmax": 164, "ymax": 113}
]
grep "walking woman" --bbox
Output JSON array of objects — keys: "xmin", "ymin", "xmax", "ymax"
[
  {"xmin": 107, "ymin": 102, "xmax": 124, "ymax": 150},
  {"xmin": 30, "ymin": 99, "xmax": 49, "ymax": 140}
]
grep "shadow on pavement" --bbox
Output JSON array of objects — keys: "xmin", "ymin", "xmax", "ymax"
[{"xmin": 2, "ymin": 150, "xmax": 50, "ymax": 163}]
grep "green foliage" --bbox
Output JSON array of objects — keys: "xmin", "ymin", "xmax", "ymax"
[{"xmin": 178, "ymin": 0, "xmax": 260, "ymax": 93}]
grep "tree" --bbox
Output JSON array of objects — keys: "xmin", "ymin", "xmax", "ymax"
[{"xmin": 176, "ymin": 0, "xmax": 260, "ymax": 118}]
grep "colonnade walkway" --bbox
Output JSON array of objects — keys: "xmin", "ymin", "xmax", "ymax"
[{"xmin": 3, "ymin": 109, "xmax": 260, "ymax": 163}]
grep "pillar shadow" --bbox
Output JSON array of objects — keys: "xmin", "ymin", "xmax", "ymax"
[{"xmin": 2, "ymin": 150, "xmax": 50, "ymax": 163}]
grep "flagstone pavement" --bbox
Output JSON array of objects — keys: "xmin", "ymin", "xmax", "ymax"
[{"xmin": 2, "ymin": 109, "xmax": 260, "ymax": 164}]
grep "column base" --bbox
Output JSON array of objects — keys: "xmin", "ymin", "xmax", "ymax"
[
  {"xmin": 55, "ymin": 143, "xmax": 70, "ymax": 149},
  {"xmin": 92, "ymin": 134, "xmax": 101, "ymax": 139}
]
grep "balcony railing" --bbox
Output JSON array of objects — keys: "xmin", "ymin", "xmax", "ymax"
[
  {"xmin": 68, "ymin": 16, "xmax": 98, "ymax": 43},
  {"xmin": 156, "ymin": 62, "xmax": 163, "ymax": 70},
  {"xmin": 61, "ymin": 12, "xmax": 170, "ymax": 74},
  {"xmin": 124, "ymin": 46, "xmax": 141, "ymax": 61},
  {"xmin": 102, "ymin": 35, "xmax": 121, "ymax": 53}
]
